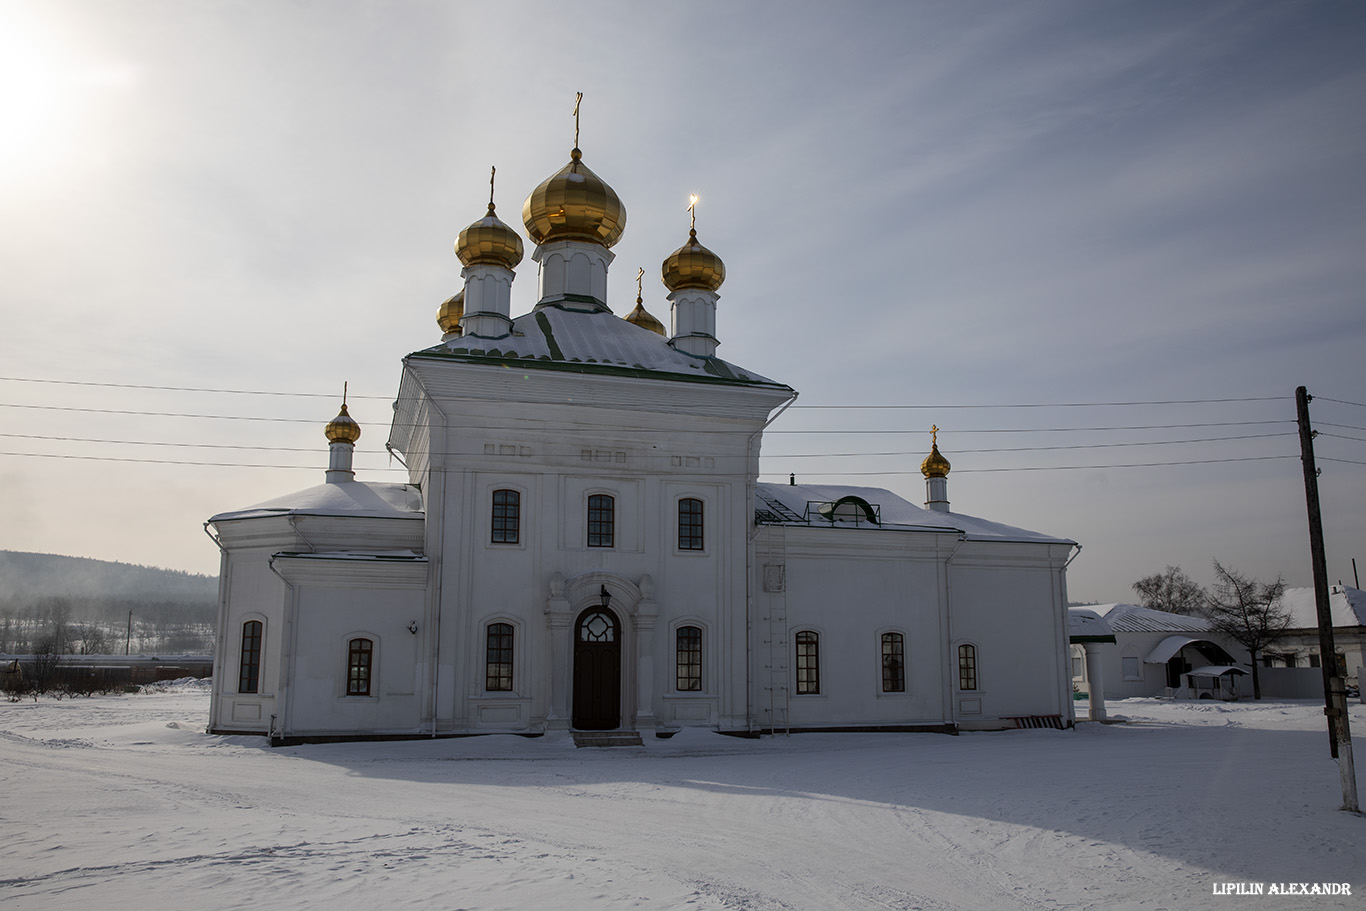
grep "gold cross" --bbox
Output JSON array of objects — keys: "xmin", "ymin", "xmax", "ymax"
[
  {"xmin": 636, "ymin": 266, "xmax": 644, "ymax": 299},
  {"xmin": 931, "ymin": 424, "xmax": 939, "ymax": 445},
  {"xmin": 688, "ymin": 194, "xmax": 698, "ymax": 231},
  {"xmin": 489, "ymin": 166, "xmax": 496, "ymax": 207},
  {"xmin": 573, "ymin": 92, "xmax": 583, "ymax": 149}
]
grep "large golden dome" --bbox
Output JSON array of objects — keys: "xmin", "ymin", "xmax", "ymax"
[
  {"xmin": 661, "ymin": 228, "xmax": 725, "ymax": 292},
  {"xmin": 325, "ymin": 403, "xmax": 361, "ymax": 445},
  {"xmin": 522, "ymin": 149, "xmax": 626, "ymax": 248},
  {"xmin": 437, "ymin": 289, "xmax": 463, "ymax": 335},
  {"xmin": 456, "ymin": 203, "xmax": 524, "ymax": 270}
]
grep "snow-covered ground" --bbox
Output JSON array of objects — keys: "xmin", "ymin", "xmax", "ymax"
[{"xmin": 2, "ymin": 686, "xmax": 1362, "ymax": 910}]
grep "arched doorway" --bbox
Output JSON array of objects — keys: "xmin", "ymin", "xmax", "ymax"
[{"xmin": 573, "ymin": 607, "xmax": 621, "ymax": 730}]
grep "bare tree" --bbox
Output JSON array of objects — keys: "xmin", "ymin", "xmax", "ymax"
[
  {"xmin": 1132, "ymin": 565, "xmax": 1207, "ymax": 615},
  {"xmin": 25, "ymin": 639, "xmax": 65, "ymax": 697},
  {"xmin": 1203, "ymin": 560, "xmax": 1292, "ymax": 699}
]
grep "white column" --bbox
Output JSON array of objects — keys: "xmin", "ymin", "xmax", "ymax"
[
  {"xmin": 325, "ymin": 441, "xmax": 354, "ymax": 483},
  {"xmin": 925, "ymin": 476, "xmax": 950, "ymax": 513},
  {"xmin": 668, "ymin": 288, "xmax": 719, "ymax": 357},
  {"xmin": 533, "ymin": 240, "xmax": 614, "ymax": 311},
  {"xmin": 460, "ymin": 264, "xmax": 516, "ymax": 338},
  {"xmin": 1083, "ymin": 643, "xmax": 1107, "ymax": 721},
  {"xmin": 544, "ymin": 578, "xmax": 572, "ymax": 732},
  {"xmin": 633, "ymin": 598, "xmax": 658, "ymax": 731}
]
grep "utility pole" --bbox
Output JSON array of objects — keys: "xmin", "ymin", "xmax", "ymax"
[
  {"xmin": 1295, "ymin": 386, "xmax": 1358, "ymax": 813},
  {"xmin": 126, "ymin": 610, "xmax": 132, "ymax": 657}
]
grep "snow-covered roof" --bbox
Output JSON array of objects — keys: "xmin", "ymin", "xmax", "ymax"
[
  {"xmin": 1186, "ymin": 665, "xmax": 1247, "ymax": 677},
  {"xmin": 754, "ymin": 483, "xmax": 1074, "ymax": 544},
  {"xmin": 1146, "ymin": 635, "xmax": 1219, "ymax": 664},
  {"xmin": 1068, "ymin": 608, "xmax": 1116, "ymax": 642},
  {"xmin": 1279, "ymin": 585, "xmax": 1366, "ymax": 629},
  {"xmin": 1098, "ymin": 604, "xmax": 1214, "ymax": 633},
  {"xmin": 209, "ymin": 480, "xmax": 423, "ymax": 523},
  {"xmin": 411, "ymin": 304, "xmax": 787, "ymax": 388}
]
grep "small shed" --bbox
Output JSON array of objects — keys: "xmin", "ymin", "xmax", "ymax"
[{"xmin": 1183, "ymin": 665, "xmax": 1248, "ymax": 701}]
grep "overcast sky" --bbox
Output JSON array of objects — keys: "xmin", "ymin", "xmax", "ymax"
[{"xmin": 1, "ymin": 0, "xmax": 1363, "ymax": 602}]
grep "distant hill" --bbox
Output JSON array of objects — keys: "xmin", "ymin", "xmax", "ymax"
[
  {"xmin": 0, "ymin": 551, "xmax": 216, "ymax": 609},
  {"xmin": 0, "ymin": 551, "xmax": 218, "ymax": 655}
]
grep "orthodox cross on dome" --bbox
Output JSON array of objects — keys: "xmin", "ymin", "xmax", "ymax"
[
  {"xmin": 931, "ymin": 424, "xmax": 938, "ymax": 445},
  {"xmin": 489, "ymin": 165, "xmax": 496, "ymax": 210},
  {"xmin": 688, "ymin": 194, "xmax": 698, "ymax": 232},
  {"xmin": 636, "ymin": 266, "xmax": 644, "ymax": 302},
  {"xmin": 571, "ymin": 91, "xmax": 584, "ymax": 169},
  {"xmin": 343, "ymin": 381, "xmax": 348, "ymax": 407}
]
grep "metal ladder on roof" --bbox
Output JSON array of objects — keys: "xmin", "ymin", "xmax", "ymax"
[{"xmin": 758, "ymin": 526, "xmax": 790, "ymax": 736}]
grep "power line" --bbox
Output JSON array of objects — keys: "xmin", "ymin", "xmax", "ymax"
[
  {"xmin": 0, "ymin": 430, "xmax": 1297, "ymax": 458},
  {"xmin": 0, "ymin": 402, "xmax": 1297, "ymax": 434},
  {"xmin": 0, "ymin": 376, "xmax": 392, "ymax": 400},
  {"xmin": 0, "ymin": 375, "xmax": 1290, "ymax": 409}
]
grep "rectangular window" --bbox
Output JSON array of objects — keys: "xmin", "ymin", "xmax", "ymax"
[
  {"xmin": 796, "ymin": 631, "xmax": 820, "ymax": 695},
  {"xmin": 881, "ymin": 632, "xmax": 905, "ymax": 693},
  {"xmin": 676, "ymin": 625, "xmax": 702, "ymax": 691},
  {"xmin": 347, "ymin": 638, "xmax": 373, "ymax": 696},
  {"xmin": 678, "ymin": 498, "xmax": 704, "ymax": 550},
  {"xmin": 1309, "ymin": 653, "xmax": 1320, "ymax": 668},
  {"xmin": 1122, "ymin": 656, "xmax": 1141, "ymax": 680},
  {"xmin": 491, "ymin": 489, "xmax": 520, "ymax": 544},
  {"xmin": 486, "ymin": 623, "xmax": 514, "ymax": 692},
  {"xmin": 238, "ymin": 621, "xmax": 262, "ymax": 694},
  {"xmin": 958, "ymin": 643, "xmax": 977, "ymax": 691},
  {"xmin": 1283, "ymin": 654, "xmax": 1297, "ymax": 668},
  {"xmin": 1072, "ymin": 655, "xmax": 1084, "ymax": 679},
  {"xmin": 587, "ymin": 494, "xmax": 614, "ymax": 547}
]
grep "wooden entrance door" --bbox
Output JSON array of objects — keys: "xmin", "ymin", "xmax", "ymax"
[{"xmin": 573, "ymin": 608, "xmax": 621, "ymax": 730}]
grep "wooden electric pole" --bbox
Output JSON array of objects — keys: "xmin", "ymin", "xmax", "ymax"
[{"xmin": 1295, "ymin": 385, "xmax": 1358, "ymax": 812}]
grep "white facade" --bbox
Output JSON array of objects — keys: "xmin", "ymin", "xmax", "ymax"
[{"xmin": 206, "ymin": 148, "xmax": 1079, "ymax": 741}]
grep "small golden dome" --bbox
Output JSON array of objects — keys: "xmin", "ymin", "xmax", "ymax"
[
  {"xmin": 325, "ymin": 403, "xmax": 361, "ymax": 445},
  {"xmin": 661, "ymin": 228, "xmax": 725, "ymax": 292},
  {"xmin": 437, "ymin": 289, "xmax": 464, "ymax": 335},
  {"xmin": 522, "ymin": 149, "xmax": 626, "ymax": 248},
  {"xmin": 625, "ymin": 295, "xmax": 666, "ymax": 336},
  {"xmin": 456, "ymin": 203, "xmax": 524, "ymax": 270},
  {"xmin": 921, "ymin": 441, "xmax": 951, "ymax": 478}
]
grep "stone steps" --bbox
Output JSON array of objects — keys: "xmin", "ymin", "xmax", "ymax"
[{"xmin": 572, "ymin": 731, "xmax": 644, "ymax": 748}]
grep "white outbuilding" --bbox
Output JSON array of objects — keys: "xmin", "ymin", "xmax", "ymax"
[{"xmin": 206, "ymin": 134, "xmax": 1079, "ymax": 742}]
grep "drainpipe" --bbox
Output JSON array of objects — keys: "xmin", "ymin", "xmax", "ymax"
[{"xmin": 744, "ymin": 391, "xmax": 798, "ymax": 731}]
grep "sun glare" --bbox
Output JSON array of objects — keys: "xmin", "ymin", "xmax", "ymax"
[{"xmin": 0, "ymin": 11, "xmax": 137, "ymax": 184}]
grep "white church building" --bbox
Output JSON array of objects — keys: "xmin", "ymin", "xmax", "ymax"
[{"xmin": 206, "ymin": 135, "xmax": 1079, "ymax": 742}]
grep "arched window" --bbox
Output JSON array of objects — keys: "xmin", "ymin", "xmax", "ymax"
[
  {"xmin": 678, "ymin": 498, "xmax": 704, "ymax": 550},
  {"xmin": 958, "ymin": 643, "xmax": 978, "ymax": 691},
  {"xmin": 491, "ymin": 489, "xmax": 520, "ymax": 544},
  {"xmin": 238, "ymin": 620, "xmax": 262, "ymax": 694},
  {"xmin": 587, "ymin": 494, "xmax": 614, "ymax": 547},
  {"xmin": 795, "ymin": 631, "xmax": 820, "ymax": 695},
  {"xmin": 881, "ymin": 632, "xmax": 905, "ymax": 693},
  {"xmin": 486, "ymin": 622, "xmax": 514, "ymax": 691},
  {"xmin": 676, "ymin": 625, "xmax": 702, "ymax": 691},
  {"xmin": 347, "ymin": 638, "xmax": 373, "ymax": 696}
]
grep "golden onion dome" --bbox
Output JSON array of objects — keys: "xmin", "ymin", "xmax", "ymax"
[
  {"xmin": 437, "ymin": 289, "xmax": 464, "ymax": 335},
  {"xmin": 456, "ymin": 203, "xmax": 524, "ymax": 270},
  {"xmin": 521, "ymin": 148, "xmax": 626, "ymax": 248},
  {"xmin": 661, "ymin": 228, "xmax": 725, "ymax": 292},
  {"xmin": 325, "ymin": 403, "xmax": 361, "ymax": 445},
  {"xmin": 921, "ymin": 441, "xmax": 951, "ymax": 479},
  {"xmin": 625, "ymin": 295, "xmax": 666, "ymax": 336}
]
